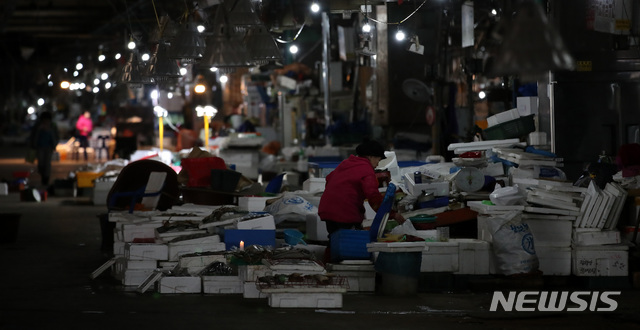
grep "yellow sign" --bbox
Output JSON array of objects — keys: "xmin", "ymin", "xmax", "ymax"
[
  {"xmin": 615, "ymin": 20, "xmax": 631, "ymax": 32},
  {"xmin": 576, "ymin": 61, "xmax": 592, "ymax": 72}
]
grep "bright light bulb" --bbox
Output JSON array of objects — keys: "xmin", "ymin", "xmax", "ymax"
[
  {"xmin": 210, "ymin": 67, "xmax": 218, "ymax": 72},
  {"xmin": 151, "ymin": 90, "xmax": 159, "ymax": 100},
  {"xmin": 76, "ymin": 63, "xmax": 83, "ymax": 70},
  {"xmin": 180, "ymin": 67, "xmax": 188, "ymax": 76},
  {"xmin": 194, "ymin": 84, "xmax": 206, "ymax": 94},
  {"xmin": 101, "ymin": 73, "xmax": 108, "ymax": 80},
  {"xmin": 491, "ymin": 9, "xmax": 497, "ymax": 16},
  {"xmin": 219, "ymin": 75, "xmax": 228, "ymax": 83},
  {"xmin": 395, "ymin": 30, "xmax": 405, "ymax": 41},
  {"xmin": 168, "ymin": 92, "xmax": 174, "ymax": 99},
  {"xmin": 115, "ymin": 53, "xmax": 122, "ymax": 60},
  {"xmin": 479, "ymin": 91, "xmax": 486, "ymax": 99},
  {"xmin": 105, "ymin": 82, "xmax": 112, "ymax": 89},
  {"xmin": 93, "ymin": 87, "xmax": 100, "ymax": 93},
  {"xmin": 94, "ymin": 78, "xmax": 100, "ymax": 85},
  {"xmin": 73, "ymin": 71, "xmax": 79, "ymax": 77},
  {"xmin": 289, "ymin": 45, "xmax": 299, "ymax": 54},
  {"xmin": 37, "ymin": 98, "xmax": 45, "ymax": 106},
  {"xmin": 127, "ymin": 41, "xmax": 136, "ymax": 50},
  {"xmin": 48, "ymin": 81, "xmax": 53, "ymax": 87},
  {"xmin": 197, "ymin": 25, "xmax": 205, "ymax": 33},
  {"xmin": 98, "ymin": 54, "xmax": 106, "ymax": 62},
  {"xmin": 141, "ymin": 53, "xmax": 150, "ymax": 61},
  {"xmin": 362, "ymin": 22, "xmax": 371, "ymax": 33},
  {"xmin": 28, "ymin": 107, "xmax": 35, "ymax": 114},
  {"xmin": 310, "ymin": 2, "xmax": 320, "ymax": 13}
]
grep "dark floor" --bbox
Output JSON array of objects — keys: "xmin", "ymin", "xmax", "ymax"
[{"xmin": 1, "ymin": 146, "xmax": 640, "ymax": 329}]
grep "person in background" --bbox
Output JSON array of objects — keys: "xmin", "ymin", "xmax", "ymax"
[
  {"xmin": 318, "ymin": 140, "xmax": 406, "ymax": 238},
  {"xmin": 30, "ymin": 111, "xmax": 59, "ymax": 186},
  {"xmin": 75, "ymin": 110, "xmax": 93, "ymax": 161}
]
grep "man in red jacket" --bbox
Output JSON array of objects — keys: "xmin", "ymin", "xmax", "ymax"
[{"xmin": 318, "ymin": 140, "xmax": 405, "ymax": 237}]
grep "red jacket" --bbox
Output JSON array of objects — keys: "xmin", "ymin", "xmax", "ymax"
[{"xmin": 318, "ymin": 155, "xmax": 384, "ymax": 224}]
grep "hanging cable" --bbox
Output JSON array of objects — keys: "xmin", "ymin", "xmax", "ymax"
[
  {"xmin": 151, "ymin": 0, "xmax": 161, "ymax": 29},
  {"xmin": 363, "ymin": 0, "xmax": 428, "ymax": 25},
  {"xmin": 275, "ymin": 22, "xmax": 306, "ymax": 43}
]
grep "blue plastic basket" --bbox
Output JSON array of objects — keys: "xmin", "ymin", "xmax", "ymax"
[{"xmin": 329, "ymin": 183, "xmax": 396, "ymax": 262}]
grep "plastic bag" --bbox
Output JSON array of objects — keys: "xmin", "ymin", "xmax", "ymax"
[
  {"xmin": 486, "ymin": 210, "xmax": 538, "ymax": 276},
  {"xmin": 389, "ymin": 219, "xmax": 420, "ymax": 237},
  {"xmin": 263, "ymin": 192, "xmax": 318, "ymax": 223}
]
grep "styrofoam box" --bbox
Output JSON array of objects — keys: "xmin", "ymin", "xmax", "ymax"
[
  {"xmin": 114, "ymin": 241, "xmax": 126, "ymax": 256},
  {"xmin": 168, "ymin": 242, "xmax": 226, "ymax": 261},
  {"xmin": 236, "ymin": 214, "xmax": 276, "ymax": 230},
  {"xmin": 326, "ymin": 263, "xmax": 375, "ymax": 292},
  {"xmin": 573, "ymin": 229, "xmax": 621, "ymax": 246},
  {"xmin": 452, "ymin": 239, "xmax": 490, "ymax": 275},
  {"xmin": 403, "ymin": 173, "xmax": 450, "ymax": 196},
  {"xmin": 125, "ymin": 243, "xmax": 169, "ymax": 261},
  {"xmin": 114, "ymin": 257, "xmax": 157, "ymax": 274},
  {"xmin": 121, "ymin": 269, "xmax": 155, "ymax": 286},
  {"xmin": 268, "ymin": 292, "xmax": 343, "ymax": 308},
  {"xmin": 92, "ymin": 180, "xmax": 115, "ymax": 205},
  {"xmin": 238, "ymin": 264, "xmax": 272, "ymax": 282},
  {"xmin": 218, "ymin": 149, "xmax": 259, "ymax": 179},
  {"xmin": 238, "ymin": 196, "xmax": 272, "ymax": 212},
  {"xmin": 303, "ymin": 178, "xmax": 326, "ymax": 192},
  {"xmin": 202, "ymin": 276, "xmax": 243, "ymax": 294},
  {"xmin": 158, "ymin": 276, "xmax": 202, "ymax": 294},
  {"xmin": 527, "ymin": 219, "xmax": 572, "ymax": 247},
  {"xmin": 243, "ymin": 281, "xmax": 268, "ymax": 298},
  {"xmin": 536, "ymin": 246, "xmax": 571, "ymax": 276},
  {"xmin": 305, "ymin": 214, "xmax": 329, "ymax": 241},
  {"xmin": 120, "ymin": 222, "xmax": 162, "ymax": 242},
  {"xmin": 487, "ymin": 108, "xmax": 520, "ymax": 127},
  {"xmin": 517, "ymin": 96, "xmax": 539, "ymax": 116},
  {"xmin": 572, "ymin": 245, "xmax": 629, "ymax": 277},
  {"xmin": 158, "ymin": 261, "xmax": 178, "ymax": 271},
  {"xmin": 178, "ymin": 253, "xmax": 227, "ymax": 275},
  {"xmin": 421, "ymin": 241, "xmax": 459, "ymax": 273}
]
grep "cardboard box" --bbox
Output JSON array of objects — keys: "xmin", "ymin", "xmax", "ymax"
[
  {"xmin": 158, "ymin": 276, "xmax": 202, "ymax": 293},
  {"xmin": 572, "ymin": 245, "xmax": 628, "ymax": 276}
]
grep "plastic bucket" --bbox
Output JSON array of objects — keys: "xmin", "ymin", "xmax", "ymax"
[
  {"xmin": 0, "ymin": 213, "xmax": 21, "ymax": 244},
  {"xmin": 284, "ymin": 229, "xmax": 306, "ymax": 246}
]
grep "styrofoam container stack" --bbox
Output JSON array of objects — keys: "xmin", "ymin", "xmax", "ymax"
[
  {"xmin": 238, "ymin": 264, "xmax": 272, "ymax": 298},
  {"xmin": 420, "ymin": 241, "xmax": 460, "ymax": 273},
  {"xmin": 452, "ymin": 239, "xmax": 490, "ymax": 275},
  {"xmin": 526, "ymin": 219, "xmax": 573, "ymax": 247},
  {"xmin": 177, "ymin": 252, "xmax": 227, "ymax": 275},
  {"xmin": 157, "ymin": 276, "xmax": 202, "ymax": 293},
  {"xmin": 167, "ymin": 235, "xmax": 225, "ymax": 261},
  {"xmin": 202, "ymin": 276, "xmax": 243, "ymax": 294},
  {"xmin": 573, "ymin": 229, "xmax": 621, "ymax": 246},
  {"xmin": 326, "ymin": 262, "xmax": 375, "ymax": 292},
  {"xmin": 572, "ymin": 244, "xmax": 629, "ymax": 276},
  {"xmin": 125, "ymin": 243, "xmax": 169, "ymax": 261},
  {"xmin": 236, "ymin": 214, "xmax": 275, "ymax": 230},
  {"xmin": 119, "ymin": 222, "xmax": 161, "ymax": 242},
  {"xmin": 536, "ymin": 246, "xmax": 571, "ymax": 276}
]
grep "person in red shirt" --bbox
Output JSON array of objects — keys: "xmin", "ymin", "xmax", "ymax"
[
  {"xmin": 318, "ymin": 140, "xmax": 405, "ymax": 237},
  {"xmin": 75, "ymin": 110, "xmax": 93, "ymax": 161}
]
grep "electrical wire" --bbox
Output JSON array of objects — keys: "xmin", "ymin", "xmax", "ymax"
[
  {"xmin": 275, "ymin": 22, "xmax": 306, "ymax": 43},
  {"xmin": 362, "ymin": 0, "xmax": 428, "ymax": 25}
]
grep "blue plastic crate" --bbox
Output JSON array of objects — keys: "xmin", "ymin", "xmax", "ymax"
[{"xmin": 330, "ymin": 229, "xmax": 371, "ymax": 261}]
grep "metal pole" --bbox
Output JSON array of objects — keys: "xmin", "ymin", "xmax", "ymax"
[{"xmin": 322, "ymin": 12, "xmax": 331, "ymax": 145}]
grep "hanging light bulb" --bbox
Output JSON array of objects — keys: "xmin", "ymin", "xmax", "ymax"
[
  {"xmin": 289, "ymin": 45, "xmax": 299, "ymax": 54},
  {"xmin": 362, "ymin": 19, "xmax": 371, "ymax": 33},
  {"xmin": 395, "ymin": 27, "xmax": 406, "ymax": 41},
  {"xmin": 310, "ymin": 2, "xmax": 320, "ymax": 13},
  {"xmin": 127, "ymin": 39, "xmax": 136, "ymax": 50}
]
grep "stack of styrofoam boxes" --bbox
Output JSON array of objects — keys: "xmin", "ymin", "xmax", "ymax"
[
  {"xmin": 420, "ymin": 241, "xmax": 460, "ymax": 273},
  {"xmin": 260, "ymin": 259, "xmax": 344, "ymax": 308},
  {"xmin": 202, "ymin": 275, "xmax": 243, "ymax": 294},
  {"xmin": 238, "ymin": 264, "xmax": 272, "ymax": 299},
  {"xmin": 451, "ymin": 239, "xmax": 491, "ymax": 275},
  {"xmin": 236, "ymin": 213, "xmax": 276, "ymax": 230},
  {"xmin": 402, "ymin": 172, "xmax": 450, "ymax": 197},
  {"xmin": 572, "ymin": 245, "xmax": 629, "ymax": 277},
  {"xmin": 527, "ymin": 219, "xmax": 573, "ymax": 276},
  {"xmin": 118, "ymin": 243, "xmax": 168, "ymax": 286},
  {"xmin": 157, "ymin": 276, "xmax": 202, "ymax": 294},
  {"xmin": 326, "ymin": 262, "xmax": 375, "ymax": 292}
]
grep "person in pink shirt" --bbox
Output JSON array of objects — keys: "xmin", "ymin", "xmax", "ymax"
[{"xmin": 75, "ymin": 110, "xmax": 93, "ymax": 161}]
